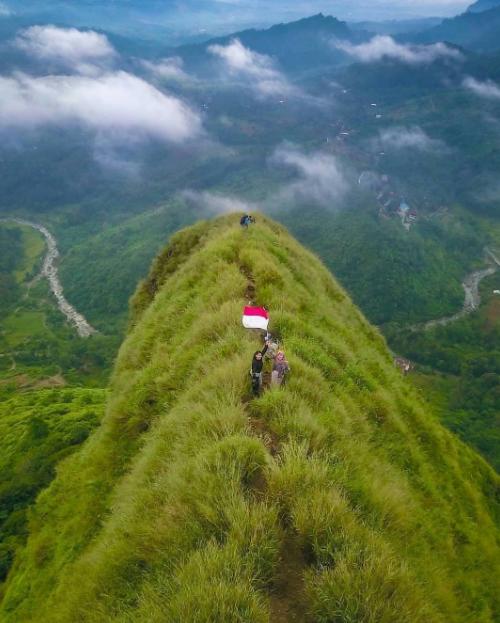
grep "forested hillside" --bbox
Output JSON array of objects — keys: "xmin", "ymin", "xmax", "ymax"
[
  {"xmin": 0, "ymin": 227, "xmax": 22, "ymax": 317},
  {"xmin": 0, "ymin": 387, "xmax": 105, "ymax": 584},
  {"xmin": 1, "ymin": 216, "xmax": 498, "ymax": 622},
  {"xmin": 416, "ymin": 6, "xmax": 500, "ymax": 51}
]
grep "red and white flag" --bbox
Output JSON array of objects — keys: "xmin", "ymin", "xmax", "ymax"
[{"xmin": 242, "ymin": 306, "xmax": 269, "ymax": 331}]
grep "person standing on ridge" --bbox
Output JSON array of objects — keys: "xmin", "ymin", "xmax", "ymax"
[
  {"xmin": 271, "ymin": 351, "xmax": 290, "ymax": 387},
  {"xmin": 250, "ymin": 341, "xmax": 269, "ymax": 395},
  {"xmin": 240, "ymin": 214, "xmax": 255, "ymax": 229}
]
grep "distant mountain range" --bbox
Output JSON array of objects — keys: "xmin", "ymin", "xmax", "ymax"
[
  {"xmin": 414, "ymin": 5, "xmax": 500, "ymax": 52},
  {"xmin": 467, "ymin": 0, "xmax": 500, "ymax": 13},
  {"xmin": 350, "ymin": 17, "xmax": 443, "ymax": 35},
  {"xmin": 175, "ymin": 13, "xmax": 362, "ymax": 73}
]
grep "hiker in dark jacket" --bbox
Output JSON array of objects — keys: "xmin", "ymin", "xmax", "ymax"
[
  {"xmin": 240, "ymin": 214, "xmax": 255, "ymax": 229},
  {"xmin": 251, "ymin": 342, "xmax": 268, "ymax": 391}
]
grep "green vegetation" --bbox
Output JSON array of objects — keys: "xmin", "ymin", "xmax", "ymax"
[
  {"xmin": 390, "ymin": 269, "xmax": 500, "ymax": 471},
  {"xmin": 3, "ymin": 312, "xmax": 51, "ymax": 349},
  {"xmin": 0, "ymin": 226, "xmax": 23, "ymax": 317},
  {"xmin": 1, "ymin": 216, "xmax": 498, "ymax": 622},
  {"xmin": 0, "ymin": 224, "xmax": 118, "ymax": 386},
  {"xmin": 0, "ymin": 387, "xmax": 105, "ymax": 585},
  {"xmin": 58, "ymin": 199, "xmax": 199, "ymax": 334},
  {"xmin": 0, "ymin": 224, "xmax": 45, "ymax": 319},
  {"xmin": 281, "ymin": 205, "xmax": 484, "ymax": 325},
  {"xmin": 12, "ymin": 227, "xmax": 45, "ymax": 285}
]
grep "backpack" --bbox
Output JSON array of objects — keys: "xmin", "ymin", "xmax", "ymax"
[{"xmin": 240, "ymin": 215, "xmax": 248, "ymax": 226}]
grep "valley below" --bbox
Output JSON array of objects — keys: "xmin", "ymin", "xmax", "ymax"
[
  {"xmin": 0, "ymin": 218, "xmax": 97, "ymax": 338},
  {"xmin": 415, "ymin": 247, "xmax": 500, "ymax": 330}
]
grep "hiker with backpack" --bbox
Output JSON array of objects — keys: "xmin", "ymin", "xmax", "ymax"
[
  {"xmin": 271, "ymin": 351, "xmax": 290, "ymax": 387},
  {"xmin": 250, "ymin": 341, "xmax": 269, "ymax": 396},
  {"xmin": 240, "ymin": 214, "xmax": 255, "ymax": 229}
]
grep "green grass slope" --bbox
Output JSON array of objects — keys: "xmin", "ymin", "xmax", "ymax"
[
  {"xmin": 1, "ymin": 215, "xmax": 498, "ymax": 622},
  {"xmin": 0, "ymin": 387, "xmax": 105, "ymax": 587}
]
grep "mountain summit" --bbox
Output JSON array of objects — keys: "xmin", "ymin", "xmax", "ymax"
[
  {"xmin": 178, "ymin": 13, "xmax": 357, "ymax": 72},
  {"xmin": 1, "ymin": 216, "xmax": 498, "ymax": 622}
]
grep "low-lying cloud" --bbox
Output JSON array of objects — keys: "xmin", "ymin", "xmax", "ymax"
[
  {"xmin": 141, "ymin": 57, "xmax": 189, "ymax": 81},
  {"xmin": 180, "ymin": 144, "xmax": 351, "ymax": 216},
  {"xmin": 181, "ymin": 189, "xmax": 258, "ymax": 214},
  {"xmin": 377, "ymin": 126, "xmax": 446, "ymax": 151},
  {"xmin": 15, "ymin": 26, "xmax": 116, "ymax": 73},
  {"xmin": 1, "ymin": 25, "xmax": 208, "ymax": 172},
  {"xmin": 270, "ymin": 144, "xmax": 349, "ymax": 207},
  {"xmin": 0, "ymin": 71, "xmax": 203, "ymax": 143},
  {"xmin": 335, "ymin": 35, "xmax": 462, "ymax": 64},
  {"xmin": 463, "ymin": 77, "xmax": 500, "ymax": 100},
  {"xmin": 208, "ymin": 38, "xmax": 298, "ymax": 99}
]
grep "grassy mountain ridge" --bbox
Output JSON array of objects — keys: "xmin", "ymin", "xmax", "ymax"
[{"xmin": 1, "ymin": 215, "xmax": 498, "ymax": 622}]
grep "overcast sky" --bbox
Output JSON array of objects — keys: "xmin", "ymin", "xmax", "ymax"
[
  {"xmin": 207, "ymin": 0, "xmax": 472, "ymax": 22},
  {"xmin": 1, "ymin": 1, "xmax": 475, "ymax": 39}
]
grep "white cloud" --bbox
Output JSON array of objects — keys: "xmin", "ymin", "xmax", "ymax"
[
  {"xmin": 2, "ymin": 27, "xmax": 205, "ymax": 166},
  {"xmin": 270, "ymin": 144, "xmax": 349, "ymax": 207},
  {"xmin": 14, "ymin": 26, "xmax": 116, "ymax": 73},
  {"xmin": 463, "ymin": 77, "xmax": 500, "ymax": 100},
  {"xmin": 0, "ymin": 2, "xmax": 11, "ymax": 16},
  {"xmin": 181, "ymin": 145, "xmax": 349, "ymax": 215},
  {"xmin": 208, "ymin": 38, "xmax": 298, "ymax": 98},
  {"xmin": 141, "ymin": 57, "xmax": 189, "ymax": 81},
  {"xmin": 93, "ymin": 133, "xmax": 142, "ymax": 177},
  {"xmin": 0, "ymin": 71, "xmax": 203, "ymax": 144},
  {"xmin": 377, "ymin": 126, "xmax": 446, "ymax": 151},
  {"xmin": 181, "ymin": 189, "xmax": 258, "ymax": 214},
  {"xmin": 335, "ymin": 35, "xmax": 462, "ymax": 64}
]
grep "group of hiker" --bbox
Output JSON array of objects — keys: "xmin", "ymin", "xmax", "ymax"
[
  {"xmin": 251, "ymin": 335, "xmax": 290, "ymax": 396},
  {"xmin": 239, "ymin": 214, "xmax": 290, "ymax": 396}
]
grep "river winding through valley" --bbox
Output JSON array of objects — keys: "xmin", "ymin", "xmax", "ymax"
[
  {"xmin": 418, "ymin": 247, "xmax": 500, "ymax": 331},
  {"xmin": 3, "ymin": 218, "xmax": 498, "ymax": 338},
  {"xmin": 1, "ymin": 218, "xmax": 97, "ymax": 338}
]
